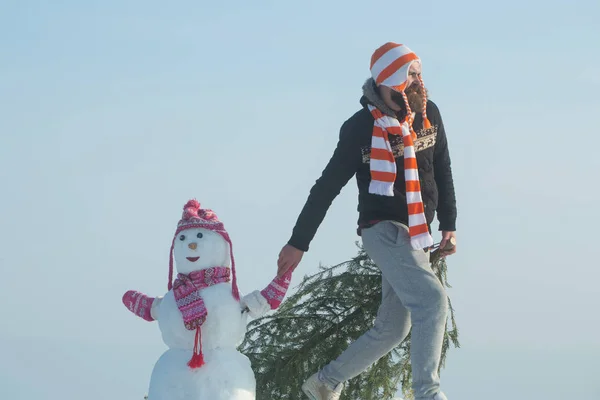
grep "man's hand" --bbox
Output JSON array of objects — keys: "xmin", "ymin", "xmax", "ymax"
[
  {"xmin": 439, "ymin": 231, "xmax": 457, "ymax": 256},
  {"xmin": 277, "ymin": 244, "xmax": 304, "ymax": 277}
]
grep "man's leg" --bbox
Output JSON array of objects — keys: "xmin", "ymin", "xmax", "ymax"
[
  {"xmin": 318, "ymin": 273, "xmax": 412, "ymax": 388},
  {"xmin": 361, "ymin": 221, "xmax": 448, "ymax": 400}
]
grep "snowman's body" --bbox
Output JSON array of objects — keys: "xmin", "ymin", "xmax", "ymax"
[
  {"xmin": 156, "ymin": 286, "xmax": 247, "ymax": 350},
  {"xmin": 146, "ymin": 227, "xmax": 255, "ymax": 400},
  {"xmin": 123, "ymin": 200, "xmax": 289, "ymax": 400},
  {"xmin": 148, "ymin": 347, "xmax": 254, "ymax": 400}
]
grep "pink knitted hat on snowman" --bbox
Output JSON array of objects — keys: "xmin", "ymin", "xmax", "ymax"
[{"xmin": 167, "ymin": 199, "xmax": 240, "ymax": 301}]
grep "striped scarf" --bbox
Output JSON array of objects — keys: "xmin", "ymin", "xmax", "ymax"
[{"xmin": 368, "ymin": 42, "xmax": 434, "ymax": 250}]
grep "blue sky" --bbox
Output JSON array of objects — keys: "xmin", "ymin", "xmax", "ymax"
[{"xmin": 1, "ymin": 0, "xmax": 599, "ymax": 399}]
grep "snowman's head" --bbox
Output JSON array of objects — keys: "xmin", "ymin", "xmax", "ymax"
[
  {"xmin": 173, "ymin": 227, "xmax": 230, "ymax": 274},
  {"xmin": 166, "ymin": 199, "xmax": 239, "ymax": 300}
]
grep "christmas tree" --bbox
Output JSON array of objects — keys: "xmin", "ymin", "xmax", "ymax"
[{"xmin": 240, "ymin": 242, "xmax": 459, "ymax": 400}]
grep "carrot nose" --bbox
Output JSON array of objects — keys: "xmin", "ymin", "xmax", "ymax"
[{"xmin": 188, "ymin": 242, "xmax": 197, "ymax": 250}]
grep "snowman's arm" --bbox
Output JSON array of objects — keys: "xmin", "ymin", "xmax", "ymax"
[
  {"xmin": 150, "ymin": 296, "xmax": 163, "ymax": 320},
  {"xmin": 122, "ymin": 290, "xmax": 161, "ymax": 322},
  {"xmin": 241, "ymin": 290, "xmax": 271, "ymax": 319},
  {"xmin": 241, "ymin": 271, "xmax": 293, "ymax": 318}
]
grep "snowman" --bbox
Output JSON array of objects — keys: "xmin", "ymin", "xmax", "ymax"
[{"xmin": 121, "ymin": 199, "xmax": 292, "ymax": 400}]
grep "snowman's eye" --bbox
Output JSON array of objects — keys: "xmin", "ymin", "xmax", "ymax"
[
  {"xmin": 196, "ymin": 232, "xmax": 203, "ymax": 239},
  {"xmin": 179, "ymin": 234, "xmax": 186, "ymax": 241}
]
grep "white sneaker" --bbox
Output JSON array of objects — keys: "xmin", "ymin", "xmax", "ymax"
[{"xmin": 301, "ymin": 372, "xmax": 343, "ymax": 400}]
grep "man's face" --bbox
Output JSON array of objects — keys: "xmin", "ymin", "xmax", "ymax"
[
  {"xmin": 406, "ymin": 61, "xmax": 422, "ymax": 89},
  {"xmin": 378, "ymin": 61, "xmax": 427, "ymax": 114}
]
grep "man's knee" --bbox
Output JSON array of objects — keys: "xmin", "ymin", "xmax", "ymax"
[
  {"xmin": 426, "ymin": 282, "xmax": 448, "ymax": 319},
  {"xmin": 371, "ymin": 313, "xmax": 411, "ymax": 343}
]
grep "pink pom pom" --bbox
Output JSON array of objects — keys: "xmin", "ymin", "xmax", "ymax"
[
  {"xmin": 200, "ymin": 209, "xmax": 217, "ymax": 220},
  {"xmin": 182, "ymin": 199, "xmax": 201, "ymax": 219},
  {"xmin": 184, "ymin": 199, "xmax": 201, "ymax": 210}
]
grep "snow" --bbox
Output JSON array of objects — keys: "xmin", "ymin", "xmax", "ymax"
[
  {"xmin": 173, "ymin": 228, "xmax": 230, "ymax": 274},
  {"xmin": 147, "ymin": 348, "xmax": 255, "ymax": 400},
  {"xmin": 156, "ymin": 287, "xmax": 247, "ymax": 350},
  {"xmin": 145, "ymin": 227, "xmax": 256, "ymax": 399}
]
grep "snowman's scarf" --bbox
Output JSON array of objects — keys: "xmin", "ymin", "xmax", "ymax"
[{"xmin": 172, "ymin": 266, "xmax": 232, "ymax": 369}]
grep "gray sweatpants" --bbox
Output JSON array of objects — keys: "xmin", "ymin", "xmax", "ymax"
[{"xmin": 319, "ymin": 221, "xmax": 448, "ymax": 400}]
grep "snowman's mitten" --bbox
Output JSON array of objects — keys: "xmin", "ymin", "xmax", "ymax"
[
  {"xmin": 260, "ymin": 270, "xmax": 293, "ymax": 310},
  {"xmin": 122, "ymin": 290, "xmax": 156, "ymax": 322},
  {"xmin": 241, "ymin": 290, "xmax": 271, "ymax": 319}
]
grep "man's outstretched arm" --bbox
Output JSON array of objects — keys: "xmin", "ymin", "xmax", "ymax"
[{"xmin": 278, "ymin": 120, "xmax": 361, "ymax": 276}]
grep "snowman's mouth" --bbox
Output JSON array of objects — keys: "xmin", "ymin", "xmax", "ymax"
[{"xmin": 186, "ymin": 257, "xmax": 200, "ymax": 262}]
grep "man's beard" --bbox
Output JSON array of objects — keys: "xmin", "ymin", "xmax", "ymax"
[
  {"xmin": 405, "ymin": 84, "xmax": 428, "ymax": 113},
  {"xmin": 391, "ymin": 84, "xmax": 428, "ymax": 114}
]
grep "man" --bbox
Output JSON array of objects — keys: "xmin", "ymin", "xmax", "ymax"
[{"xmin": 276, "ymin": 42, "xmax": 457, "ymax": 400}]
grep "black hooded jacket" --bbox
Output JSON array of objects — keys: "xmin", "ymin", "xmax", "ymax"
[{"xmin": 288, "ymin": 80, "xmax": 457, "ymax": 252}]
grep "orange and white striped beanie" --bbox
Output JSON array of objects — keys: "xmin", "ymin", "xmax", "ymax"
[{"xmin": 368, "ymin": 42, "xmax": 433, "ymax": 249}]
